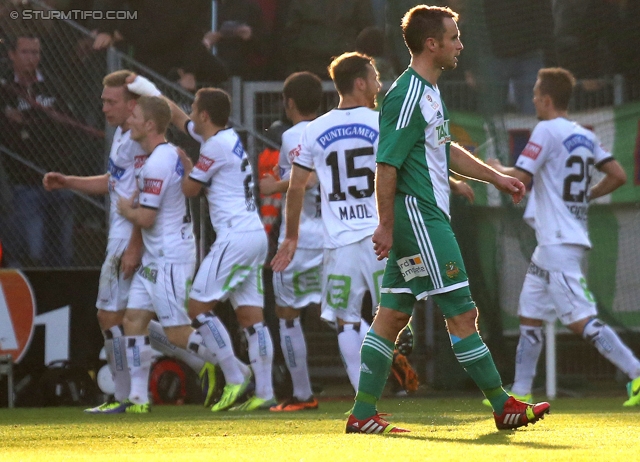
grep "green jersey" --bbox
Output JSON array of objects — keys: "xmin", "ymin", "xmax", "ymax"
[{"xmin": 377, "ymin": 68, "xmax": 452, "ymax": 218}]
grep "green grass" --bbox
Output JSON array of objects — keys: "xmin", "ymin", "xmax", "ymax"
[{"xmin": 0, "ymin": 396, "xmax": 638, "ymax": 461}]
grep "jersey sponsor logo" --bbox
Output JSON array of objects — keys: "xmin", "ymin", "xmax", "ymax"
[
  {"xmin": 108, "ymin": 158, "xmax": 126, "ymax": 180},
  {"xmin": 134, "ymin": 154, "xmax": 148, "ymax": 170},
  {"xmin": 338, "ymin": 204, "xmax": 374, "ymax": 220},
  {"xmin": 175, "ymin": 157, "xmax": 185, "ymax": 176},
  {"xmin": 316, "ymin": 124, "xmax": 379, "ymax": 149},
  {"xmin": 445, "ymin": 261, "xmax": 460, "ymax": 279},
  {"xmin": 566, "ymin": 203, "xmax": 588, "ymax": 222},
  {"xmin": 288, "ymin": 144, "xmax": 302, "ymax": 163},
  {"xmin": 0, "ymin": 270, "xmax": 36, "ymax": 363},
  {"xmin": 143, "ymin": 178, "xmax": 163, "ymax": 195},
  {"xmin": 563, "ymin": 134, "xmax": 594, "ymax": 153},
  {"xmin": 436, "ymin": 120, "xmax": 451, "ymax": 145},
  {"xmin": 195, "ymin": 155, "xmax": 215, "ymax": 172},
  {"xmin": 397, "ymin": 254, "xmax": 428, "ymax": 282},
  {"xmin": 232, "ymin": 138, "xmax": 246, "ymax": 159},
  {"xmin": 521, "ymin": 141, "xmax": 542, "ymax": 160}
]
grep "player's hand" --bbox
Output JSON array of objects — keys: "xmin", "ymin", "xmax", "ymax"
[
  {"xmin": 120, "ymin": 243, "xmax": 142, "ymax": 280},
  {"xmin": 271, "ymin": 238, "xmax": 298, "ymax": 272},
  {"xmin": 92, "ymin": 32, "xmax": 113, "ymax": 50},
  {"xmin": 259, "ymin": 174, "xmax": 278, "ymax": 195},
  {"xmin": 494, "ymin": 174, "xmax": 526, "ymax": 205},
  {"xmin": 43, "ymin": 172, "xmax": 67, "ymax": 191},
  {"xmin": 372, "ymin": 224, "xmax": 392, "ymax": 261},
  {"xmin": 117, "ymin": 191, "xmax": 138, "ymax": 218},
  {"xmin": 177, "ymin": 148, "xmax": 193, "ymax": 174},
  {"xmin": 450, "ymin": 179, "xmax": 475, "ymax": 204},
  {"xmin": 127, "ymin": 75, "xmax": 161, "ymax": 97},
  {"xmin": 177, "ymin": 69, "xmax": 196, "ymax": 92}
]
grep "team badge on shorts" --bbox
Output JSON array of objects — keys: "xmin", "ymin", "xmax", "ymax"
[{"xmin": 445, "ymin": 261, "xmax": 460, "ymax": 279}]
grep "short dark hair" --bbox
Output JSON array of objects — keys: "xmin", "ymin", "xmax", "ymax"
[
  {"xmin": 327, "ymin": 52, "xmax": 373, "ymax": 96},
  {"xmin": 537, "ymin": 68, "xmax": 576, "ymax": 111},
  {"xmin": 283, "ymin": 72, "xmax": 323, "ymax": 116},
  {"xmin": 402, "ymin": 5, "xmax": 459, "ymax": 54},
  {"xmin": 195, "ymin": 88, "xmax": 231, "ymax": 127},
  {"xmin": 102, "ymin": 70, "xmax": 136, "ymax": 100},
  {"xmin": 355, "ymin": 26, "xmax": 385, "ymax": 57},
  {"xmin": 137, "ymin": 96, "xmax": 171, "ymax": 134}
]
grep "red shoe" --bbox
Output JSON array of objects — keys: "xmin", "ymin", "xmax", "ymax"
[
  {"xmin": 346, "ymin": 413, "xmax": 410, "ymax": 434},
  {"xmin": 270, "ymin": 396, "xmax": 319, "ymax": 412},
  {"xmin": 493, "ymin": 396, "xmax": 550, "ymax": 430}
]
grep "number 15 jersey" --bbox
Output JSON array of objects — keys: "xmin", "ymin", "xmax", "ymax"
[
  {"xmin": 515, "ymin": 117, "xmax": 613, "ymax": 249},
  {"xmin": 294, "ymin": 107, "xmax": 379, "ymax": 249}
]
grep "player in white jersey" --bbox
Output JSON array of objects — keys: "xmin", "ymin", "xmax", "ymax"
[
  {"xmin": 112, "ymin": 96, "xmax": 228, "ymax": 413},
  {"xmin": 43, "ymin": 70, "xmax": 145, "ymax": 412},
  {"xmin": 272, "ymin": 52, "xmax": 385, "ymax": 392},
  {"xmin": 489, "ymin": 67, "xmax": 640, "ymax": 407},
  {"xmin": 259, "ymin": 72, "xmax": 324, "ymax": 411}
]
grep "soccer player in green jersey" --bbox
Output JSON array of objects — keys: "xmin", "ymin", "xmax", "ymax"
[{"xmin": 345, "ymin": 5, "xmax": 551, "ymax": 434}]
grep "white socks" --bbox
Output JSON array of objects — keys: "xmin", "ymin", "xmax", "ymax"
[
  {"xmin": 338, "ymin": 323, "xmax": 363, "ymax": 392},
  {"xmin": 245, "ymin": 322, "xmax": 274, "ymax": 400},
  {"xmin": 104, "ymin": 325, "xmax": 130, "ymax": 403},
  {"xmin": 512, "ymin": 325, "xmax": 543, "ymax": 396},
  {"xmin": 125, "ymin": 335, "xmax": 153, "ymax": 404},
  {"xmin": 583, "ymin": 319, "xmax": 640, "ymax": 380},
  {"xmin": 194, "ymin": 312, "xmax": 245, "ymax": 385},
  {"xmin": 147, "ymin": 320, "xmax": 206, "ymax": 372},
  {"xmin": 279, "ymin": 318, "xmax": 312, "ymax": 401}
]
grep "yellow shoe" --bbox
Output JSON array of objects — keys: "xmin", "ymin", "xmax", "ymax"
[
  {"xmin": 623, "ymin": 376, "xmax": 640, "ymax": 407},
  {"xmin": 210, "ymin": 372, "xmax": 251, "ymax": 412}
]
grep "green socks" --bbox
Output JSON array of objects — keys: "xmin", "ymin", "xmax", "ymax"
[
  {"xmin": 452, "ymin": 332, "xmax": 509, "ymax": 413},
  {"xmin": 352, "ymin": 331, "xmax": 395, "ymax": 420}
]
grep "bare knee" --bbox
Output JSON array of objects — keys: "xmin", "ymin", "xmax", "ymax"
[
  {"xmin": 236, "ymin": 305, "xmax": 264, "ymax": 328},
  {"xmin": 96, "ymin": 309, "xmax": 125, "ymax": 331},
  {"xmin": 445, "ymin": 308, "xmax": 478, "ymax": 338},
  {"xmin": 371, "ymin": 306, "xmax": 410, "ymax": 343},
  {"xmin": 275, "ymin": 305, "xmax": 300, "ymax": 321},
  {"xmin": 122, "ymin": 309, "xmax": 153, "ymax": 336}
]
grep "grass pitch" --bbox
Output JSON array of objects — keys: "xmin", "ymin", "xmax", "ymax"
[{"xmin": 0, "ymin": 396, "xmax": 637, "ymax": 462}]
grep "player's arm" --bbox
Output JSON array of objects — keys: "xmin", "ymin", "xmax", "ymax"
[
  {"xmin": 177, "ymin": 148, "xmax": 203, "ymax": 197},
  {"xmin": 449, "ymin": 176, "xmax": 474, "ymax": 204},
  {"xmin": 271, "ymin": 163, "xmax": 312, "ymax": 272},
  {"xmin": 120, "ymin": 225, "xmax": 143, "ymax": 279},
  {"xmin": 589, "ymin": 158, "xmax": 627, "ymax": 200},
  {"xmin": 372, "ymin": 162, "xmax": 396, "ymax": 260},
  {"xmin": 260, "ymin": 171, "xmax": 317, "ymax": 195},
  {"xmin": 43, "ymin": 172, "xmax": 109, "ymax": 195},
  {"xmin": 450, "ymin": 143, "xmax": 526, "ymax": 204},
  {"xmin": 117, "ymin": 192, "xmax": 157, "ymax": 228}
]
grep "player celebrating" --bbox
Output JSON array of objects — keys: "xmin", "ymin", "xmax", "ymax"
[
  {"xmin": 43, "ymin": 70, "xmax": 145, "ymax": 413},
  {"xmin": 488, "ymin": 67, "xmax": 640, "ymax": 407},
  {"xmin": 272, "ymin": 52, "xmax": 385, "ymax": 393},
  {"xmin": 259, "ymin": 71, "xmax": 324, "ymax": 411},
  {"xmin": 345, "ymin": 5, "xmax": 550, "ymax": 434}
]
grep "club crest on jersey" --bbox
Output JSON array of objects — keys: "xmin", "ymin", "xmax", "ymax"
[
  {"xmin": 522, "ymin": 141, "xmax": 542, "ymax": 160},
  {"xmin": 445, "ymin": 261, "xmax": 460, "ymax": 279},
  {"xmin": 436, "ymin": 120, "xmax": 451, "ymax": 145},
  {"xmin": 316, "ymin": 124, "xmax": 378, "ymax": 149},
  {"xmin": 143, "ymin": 178, "xmax": 163, "ymax": 195},
  {"xmin": 563, "ymin": 134, "xmax": 595, "ymax": 153},
  {"xmin": 195, "ymin": 155, "xmax": 215, "ymax": 172},
  {"xmin": 426, "ymin": 93, "xmax": 440, "ymax": 110},
  {"xmin": 397, "ymin": 254, "xmax": 428, "ymax": 281}
]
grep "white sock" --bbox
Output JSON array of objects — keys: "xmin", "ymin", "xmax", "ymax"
[
  {"xmin": 512, "ymin": 325, "xmax": 544, "ymax": 396},
  {"xmin": 194, "ymin": 312, "xmax": 244, "ymax": 384},
  {"xmin": 338, "ymin": 324, "xmax": 362, "ymax": 392},
  {"xmin": 279, "ymin": 318, "xmax": 312, "ymax": 400},
  {"xmin": 245, "ymin": 322, "xmax": 274, "ymax": 400},
  {"xmin": 147, "ymin": 320, "xmax": 206, "ymax": 373},
  {"xmin": 358, "ymin": 318, "xmax": 370, "ymax": 344},
  {"xmin": 104, "ymin": 325, "xmax": 130, "ymax": 403},
  {"xmin": 125, "ymin": 335, "xmax": 152, "ymax": 405},
  {"xmin": 583, "ymin": 319, "xmax": 640, "ymax": 379}
]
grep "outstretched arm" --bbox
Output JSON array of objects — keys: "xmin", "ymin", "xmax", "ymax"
[{"xmin": 43, "ymin": 172, "xmax": 109, "ymax": 195}]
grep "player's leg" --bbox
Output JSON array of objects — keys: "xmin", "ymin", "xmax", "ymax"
[
  {"xmin": 121, "ymin": 306, "xmax": 155, "ymax": 412},
  {"xmin": 271, "ymin": 248, "xmax": 321, "ymax": 410}
]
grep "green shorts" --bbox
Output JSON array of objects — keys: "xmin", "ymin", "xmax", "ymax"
[{"xmin": 380, "ymin": 194, "xmax": 472, "ymax": 317}]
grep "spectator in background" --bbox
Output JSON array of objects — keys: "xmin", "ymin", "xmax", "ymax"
[
  {"xmin": 202, "ymin": 0, "xmax": 268, "ymax": 80},
  {"xmin": 282, "ymin": 0, "xmax": 374, "ymax": 79},
  {"xmin": 92, "ymin": 0, "xmax": 227, "ymax": 91},
  {"xmin": 0, "ymin": 33, "xmax": 81, "ymax": 267}
]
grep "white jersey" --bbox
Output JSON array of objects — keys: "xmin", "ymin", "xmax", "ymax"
[
  {"xmin": 294, "ymin": 107, "xmax": 379, "ymax": 249},
  {"xmin": 515, "ymin": 117, "xmax": 613, "ymax": 248},
  {"xmin": 107, "ymin": 126, "xmax": 148, "ymax": 239},
  {"xmin": 278, "ymin": 121, "xmax": 322, "ymax": 249},
  {"xmin": 137, "ymin": 142, "xmax": 196, "ymax": 262},
  {"xmin": 186, "ymin": 121, "xmax": 263, "ymax": 234}
]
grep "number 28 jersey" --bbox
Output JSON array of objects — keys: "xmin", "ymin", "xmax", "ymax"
[
  {"xmin": 294, "ymin": 107, "xmax": 379, "ymax": 249},
  {"xmin": 515, "ymin": 117, "xmax": 613, "ymax": 248}
]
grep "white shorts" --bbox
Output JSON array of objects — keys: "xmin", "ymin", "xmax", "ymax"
[
  {"xmin": 190, "ymin": 229, "xmax": 268, "ymax": 309},
  {"xmin": 273, "ymin": 247, "xmax": 322, "ymax": 309},
  {"xmin": 96, "ymin": 238, "xmax": 130, "ymax": 312},
  {"xmin": 321, "ymin": 237, "xmax": 386, "ymax": 324},
  {"xmin": 518, "ymin": 245, "xmax": 597, "ymax": 325},
  {"xmin": 127, "ymin": 255, "xmax": 195, "ymax": 327}
]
